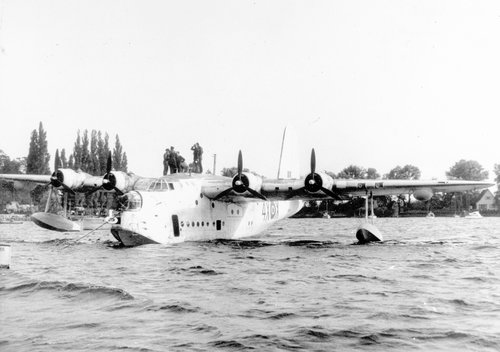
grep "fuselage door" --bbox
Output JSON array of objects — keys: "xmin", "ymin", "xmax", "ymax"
[{"xmin": 172, "ymin": 215, "xmax": 180, "ymax": 237}]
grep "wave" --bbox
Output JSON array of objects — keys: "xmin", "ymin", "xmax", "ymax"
[
  {"xmin": 1, "ymin": 279, "xmax": 134, "ymax": 300},
  {"xmin": 146, "ymin": 303, "xmax": 199, "ymax": 313},
  {"xmin": 209, "ymin": 339, "xmax": 254, "ymax": 350}
]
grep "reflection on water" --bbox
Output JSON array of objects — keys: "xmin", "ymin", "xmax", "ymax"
[{"xmin": 1, "ymin": 217, "xmax": 500, "ymax": 351}]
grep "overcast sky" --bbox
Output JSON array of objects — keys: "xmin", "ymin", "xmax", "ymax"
[{"xmin": 1, "ymin": 0, "xmax": 499, "ymax": 179}]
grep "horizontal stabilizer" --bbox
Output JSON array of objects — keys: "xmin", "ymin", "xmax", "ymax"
[{"xmin": 31, "ymin": 212, "xmax": 81, "ymax": 232}]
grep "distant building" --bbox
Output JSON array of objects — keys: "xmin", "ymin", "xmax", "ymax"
[{"xmin": 475, "ymin": 189, "xmax": 498, "ymax": 211}]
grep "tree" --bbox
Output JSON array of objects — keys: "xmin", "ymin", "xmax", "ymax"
[
  {"xmin": 112, "ymin": 134, "xmax": 127, "ymax": 172},
  {"xmin": 366, "ymin": 168, "xmax": 380, "ymax": 179},
  {"xmin": 81, "ymin": 130, "xmax": 90, "ymax": 171},
  {"xmin": 54, "ymin": 149, "xmax": 62, "ymax": 170},
  {"xmin": 60, "ymin": 148, "xmax": 68, "ymax": 168},
  {"xmin": 446, "ymin": 160, "xmax": 488, "ymax": 181},
  {"xmin": 113, "ymin": 134, "xmax": 123, "ymax": 171},
  {"xmin": 493, "ymin": 164, "xmax": 500, "ymax": 206},
  {"xmin": 385, "ymin": 164, "xmax": 421, "ymax": 180},
  {"xmin": 0, "ymin": 150, "xmax": 23, "ymax": 174},
  {"xmin": 26, "ymin": 122, "xmax": 50, "ymax": 174},
  {"xmin": 73, "ymin": 130, "xmax": 82, "ymax": 170},
  {"xmin": 337, "ymin": 165, "xmax": 366, "ymax": 179},
  {"xmin": 493, "ymin": 164, "xmax": 500, "ymax": 184},
  {"xmin": 37, "ymin": 122, "xmax": 50, "ymax": 174},
  {"xmin": 122, "ymin": 152, "xmax": 128, "ymax": 172},
  {"xmin": 98, "ymin": 132, "xmax": 110, "ymax": 174},
  {"xmin": 89, "ymin": 130, "xmax": 100, "ymax": 174},
  {"xmin": 26, "ymin": 129, "xmax": 38, "ymax": 173}
]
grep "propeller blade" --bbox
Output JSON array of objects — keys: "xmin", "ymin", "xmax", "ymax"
[
  {"xmin": 106, "ymin": 153, "xmax": 112, "ymax": 173},
  {"xmin": 113, "ymin": 187, "xmax": 124, "ymax": 196},
  {"xmin": 237, "ymin": 150, "xmax": 243, "ymax": 175},
  {"xmin": 213, "ymin": 188, "xmax": 234, "ymax": 201},
  {"xmin": 246, "ymin": 188, "xmax": 268, "ymax": 201},
  {"xmin": 320, "ymin": 187, "xmax": 342, "ymax": 201},
  {"xmin": 61, "ymin": 183, "xmax": 76, "ymax": 195},
  {"xmin": 311, "ymin": 148, "xmax": 316, "ymax": 174}
]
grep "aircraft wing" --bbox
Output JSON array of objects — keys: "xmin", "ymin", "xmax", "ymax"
[
  {"xmin": 200, "ymin": 150, "xmax": 494, "ymax": 201},
  {"xmin": 260, "ymin": 178, "xmax": 494, "ymax": 201},
  {"xmin": 0, "ymin": 170, "xmax": 104, "ymax": 193},
  {"xmin": 0, "ymin": 174, "xmax": 51, "ymax": 184},
  {"xmin": 203, "ymin": 176, "xmax": 493, "ymax": 202}
]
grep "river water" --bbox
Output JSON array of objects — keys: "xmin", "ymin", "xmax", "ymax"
[{"xmin": 1, "ymin": 217, "xmax": 499, "ymax": 351}]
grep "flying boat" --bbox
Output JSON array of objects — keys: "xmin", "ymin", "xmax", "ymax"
[{"xmin": 0, "ymin": 138, "xmax": 493, "ymax": 246}]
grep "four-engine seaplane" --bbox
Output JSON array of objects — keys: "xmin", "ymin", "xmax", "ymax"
[{"xmin": 0, "ymin": 149, "xmax": 493, "ymax": 247}]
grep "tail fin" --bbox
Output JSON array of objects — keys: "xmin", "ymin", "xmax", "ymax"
[{"xmin": 277, "ymin": 126, "xmax": 300, "ymax": 179}]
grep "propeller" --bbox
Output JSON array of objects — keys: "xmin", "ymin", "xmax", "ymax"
[
  {"xmin": 101, "ymin": 153, "xmax": 124, "ymax": 196},
  {"xmin": 286, "ymin": 148, "xmax": 342, "ymax": 200},
  {"xmin": 49, "ymin": 156, "xmax": 75, "ymax": 195},
  {"xmin": 86, "ymin": 153, "xmax": 123, "ymax": 196},
  {"xmin": 213, "ymin": 150, "xmax": 267, "ymax": 201}
]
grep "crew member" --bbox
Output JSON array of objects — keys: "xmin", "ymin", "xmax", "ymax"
[
  {"xmin": 163, "ymin": 148, "xmax": 170, "ymax": 175},
  {"xmin": 176, "ymin": 152, "xmax": 189, "ymax": 173},
  {"xmin": 168, "ymin": 146, "xmax": 178, "ymax": 173},
  {"xmin": 191, "ymin": 142, "xmax": 203, "ymax": 173}
]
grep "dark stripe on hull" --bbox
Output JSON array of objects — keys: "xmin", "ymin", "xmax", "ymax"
[{"xmin": 111, "ymin": 228, "xmax": 158, "ymax": 247}]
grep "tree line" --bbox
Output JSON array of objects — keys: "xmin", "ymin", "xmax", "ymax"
[
  {"xmin": 0, "ymin": 122, "xmax": 129, "ymax": 211},
  {"xmin": 22, "ymin": 122, "xmax": 128, "ymax": 175}
]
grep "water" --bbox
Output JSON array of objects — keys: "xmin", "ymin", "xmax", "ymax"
[{"xmin": 1, "ymin": 217, "xmax": 500, "ymax": 351}]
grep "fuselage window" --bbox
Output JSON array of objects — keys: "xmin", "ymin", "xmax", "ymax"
[
  {"xmin": 196, "ymin": 222, "xmax": 200, "ymax": 227},
  {"xmin": 192, "ymin": 221, "xmax": 195, "ymax": 227},
  {"xmin": 201, "ymin": 221, "xmax": 204, "ymax": 227}
]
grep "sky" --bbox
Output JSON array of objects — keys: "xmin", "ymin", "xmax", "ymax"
[{"xmin": 1, "ymin": 0, "xmax": 499, "ymax": 180}]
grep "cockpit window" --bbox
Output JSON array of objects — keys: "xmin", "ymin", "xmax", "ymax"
[{"xmin": 125, "ymin": 191, "xmax": 142, "ymax": 210}]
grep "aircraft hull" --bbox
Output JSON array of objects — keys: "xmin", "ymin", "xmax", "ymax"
[{"xmin": 111, "ymin": 196, "xmax": 304, "ymax": 246}]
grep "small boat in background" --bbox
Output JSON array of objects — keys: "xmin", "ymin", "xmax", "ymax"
[{"xmin": 464, "ymin": 211, "xmax": 482, "ymax": 219}]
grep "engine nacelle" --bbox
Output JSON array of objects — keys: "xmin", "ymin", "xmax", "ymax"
[
  {"xmin": 413, "ymin": 188, "xmax": 433, "ymax": 201},
  {"xmin": 102, "ymin": 171, "xmax": 134, "ymax": 193},
  {"xmin": 232, "ymin": 172, "xmax": 263, "ymax": 194},
  {"xmin": 304, "ymin": 171, "xmax": 334, "ymax": 193},
  {"xmin": 51, "ymin": 169, "xmax": 86, "ymax": 189}
]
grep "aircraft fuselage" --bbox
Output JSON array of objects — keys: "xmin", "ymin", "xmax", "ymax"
[{"xmin": 110, "ymin": 176, "xmax": 304, "ymax": 246}]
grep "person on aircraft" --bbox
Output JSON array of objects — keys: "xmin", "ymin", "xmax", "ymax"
[
  {"xmin": 176, "ymin": 152, "xmax": 189, "ymax": 173},
  {"xmin": 168, "ymin": 146, "xmax": 178, "ymax": 173},
  {"xmin": 197, "ymin": 143, "xmax": 203, "ymax": 173},
  {"xmin": 191, "ymin": 142, "xmax": 203, "ymax": 173},
  {"xmin": 163, "ymin": 148, "xmax": 170, "ymax": 175}
]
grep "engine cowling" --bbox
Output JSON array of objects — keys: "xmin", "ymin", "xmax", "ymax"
[
  {"xmin": 102, "ymin": 171, "xmax": 134, "ymax": 193},
  {"xmin": 232, "ymin": 172, "xmax": 263, "ymax": 194},
  {"xmin": 413, "ymin": 188, "xmax": 433, "ymax": 201},
  {"xmin": 51, "ymin": 169, "xmax": 86, "ymax": 189},
  {"xmin": 304, "ymin": 171, "xmax": 334, "ymax": 194}
]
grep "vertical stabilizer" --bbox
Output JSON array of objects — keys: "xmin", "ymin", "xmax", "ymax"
[{"xmin": 277, "ymin": 126, "xmax": 300, "ymax": 179}]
